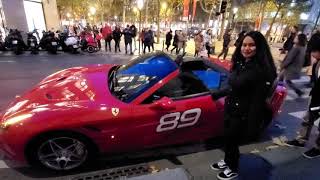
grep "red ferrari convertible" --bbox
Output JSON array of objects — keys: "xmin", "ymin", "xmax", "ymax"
[{"xmin": 0, "ymin": 52, "xmax": 287, "ymax": 171}]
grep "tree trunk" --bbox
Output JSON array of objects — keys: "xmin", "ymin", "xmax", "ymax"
[
  {"xmin": 206, "ymin": 6, "xmax": 214, "ymax": 29},
  {"xmin": 258, "ymin": 1, "xmax": 267, "ymax": 31},
  {"xmin": 122, "ymin": 0, "xmax": 126, "ymax": 25},
  {"xmin": 157, "ymin": 0, "xmax": 160, "ymax": 43},
  {"xmin": 219, "ymin": 13, "xmax": 226, "ymax": 40},
  {"xmin": 265, "ymin": 4, "xmax": 282, "ymax": 39},
  {"xmin": 226, "ymin": 0, "xmax": 235, "ymax": 30},
  {"xmin": 145, "ymin": 0, "xmax": 149, "ymax": 26}
]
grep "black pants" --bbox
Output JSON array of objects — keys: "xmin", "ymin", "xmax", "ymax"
[
  {"xmin": 105, "ymin": 39, "xmax": 111, "ymax": 51},
  {"xmin": 125, "ymin": 41, "xmax": 132, "ymax": 54},
  {"xmin": 114, "ymin": 40, "xmax": 120, "ymax": 52},
  {"xmin": 166, "ymin": 44, "xmax": 170, "ymax": 51},
  {"xmin": 144, "ymin": 44, "xmax": 151, "ymax": 54},
  {"xmin": 223, "ymin": 114, "xmax": 246, "ymax": 172},
  {"xmin": 218, "ymin": 46, "xmax": 229, "ymax": 59}
]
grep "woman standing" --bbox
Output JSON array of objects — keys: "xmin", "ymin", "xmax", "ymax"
[
  {"xmin": 280, "ymin": 33, "xmax": 307, "ymax": 97},
  {"xmin": 194, "ymin": 30, "xmax": 203, "ymax": 57},
  {"xmin": 210, "ymin": 31, "xmax": 277, "ymax": 180}
]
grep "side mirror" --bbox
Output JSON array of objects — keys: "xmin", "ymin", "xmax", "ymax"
[{"xmin": 150, "ymin": 97, "xmax": 175, "ymax": 110}]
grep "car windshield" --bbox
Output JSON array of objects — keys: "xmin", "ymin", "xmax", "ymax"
[{"xmin": 110, "ymin": 54, "xmax": 178, "ymax": 102}]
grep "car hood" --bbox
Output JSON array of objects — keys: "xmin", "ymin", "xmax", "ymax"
[{"xmin": 2, "ymin": 64, "xmax": 115, "ymax": 119}]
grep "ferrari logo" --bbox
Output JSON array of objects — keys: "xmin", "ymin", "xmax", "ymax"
[{"xmin": 111, "ymin": 108, "xmax": 120, "ymax": 116}]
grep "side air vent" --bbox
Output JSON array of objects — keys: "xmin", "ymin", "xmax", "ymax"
[
  {"xmin": 45, "ymin": 93, "xmax": 53, "ymax": 100},
  {"xmin": 56, "ymin": 76, "xmax": 67, "ymax": 82}
]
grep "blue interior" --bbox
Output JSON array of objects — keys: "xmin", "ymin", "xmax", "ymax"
[{"xmin": 192, "ymin": 70, "xmax": 221, "ymax": 89}]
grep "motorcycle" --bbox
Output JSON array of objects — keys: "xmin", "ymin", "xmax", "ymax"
[
  {"xmin": 58, "ymin": 31, "xmax": 79, "ymax": 54},
  {"xmin": 27, "ymin": 32, "xmax": 39, "ymax": 54},
  {"xmin": 80, "ymin": 31, "xmax": 99, "ymax": 53},
  {"xmin": 0, "ymin": 32, "xmax": 5, "ymax": 51},
  {"xmin": 39, "ymin": 31, "xmax": 58, "ymax": 54},
  {"xmin": 4, "ymin": 29, "xmax": 26, "ymax": 55}
]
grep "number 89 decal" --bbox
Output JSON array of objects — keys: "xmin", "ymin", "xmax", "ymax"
[{"xmin": 156, "ymin": 108, "xmax": 201, "ymax": 132}]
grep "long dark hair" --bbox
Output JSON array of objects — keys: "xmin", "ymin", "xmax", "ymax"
[{"xmin": 231, "ymin": 31, "xmax": 277, "ymax": 82}]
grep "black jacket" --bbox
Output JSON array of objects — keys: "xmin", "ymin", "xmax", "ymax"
[
  {"xmin": 165, "ymin": 32, "xmax": 173, "ymax": 45},
  {"xmin": 310, "ymin": 61, "xmax": 320, "ymax": 111},
  {"xmin": 225, "ymin": 59, "xmax": 273, "ymax": 140}
]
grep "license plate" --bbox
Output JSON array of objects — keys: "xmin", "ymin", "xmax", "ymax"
[
  {"xmin": 51, "ymin": 42, "xmax": 57, "ymax": 46},
  {"xmin": 73, "ymin": 45, "xmax": 78, "ymax": 48},
  {"xmin": 12, "ymin": 40, "xmax": 18, "ymax": 45},
  {"xmin": 30, "ymin": 43, "xmax": 35, "ymax": 47}
]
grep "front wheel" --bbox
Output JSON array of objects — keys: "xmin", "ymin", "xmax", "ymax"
[
  {"xmin": 87, "ymin": 46, "xmax": 95, "ymax": 53},
  {"xmin": 26, "ymin": 132, "xmax": 95, "ymax": 171}
]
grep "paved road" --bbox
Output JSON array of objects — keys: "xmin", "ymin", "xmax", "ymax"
[{"xmin": 0, "ymin": 52, "xmax": 316, "ymax": 180}]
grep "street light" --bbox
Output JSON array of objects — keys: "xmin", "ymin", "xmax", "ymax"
[
  {"xmin": 90, "ymin": 7, "xmax": 96, "ymax": 15},
  {"xmin": 137, "ymin": 0, "xmax": 144, "ymax": 54},
  {"xmin": 232, "ymin": 7, "xmax": 238, "ymax": 29},
  {"xmin": 67, "ymin": 13, "xmax": 71, "ymax": 18}
]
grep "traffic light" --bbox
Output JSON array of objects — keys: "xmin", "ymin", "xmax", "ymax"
[{"xmin": 220, "ymin": 0, "xmax": 227, "ymax": 13}]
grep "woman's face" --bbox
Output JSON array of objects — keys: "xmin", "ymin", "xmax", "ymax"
[{"xmin": 241, "ymin": 36, "xmax": 256, "ymax": 60}]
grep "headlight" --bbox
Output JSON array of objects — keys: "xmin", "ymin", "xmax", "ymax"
[{"xmin": 1, "ymin": 114, "xmax": 33, "ymax": 129}]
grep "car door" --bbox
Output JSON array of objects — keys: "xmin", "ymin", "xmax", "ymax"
[{"xmin": 133, "ymin": 72, "xmax": 224, "ymax": 148}]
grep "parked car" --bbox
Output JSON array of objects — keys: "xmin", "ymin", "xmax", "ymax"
[{"xmin": 0, "ymin": 52, "xmax": 287, "ymax": 171}]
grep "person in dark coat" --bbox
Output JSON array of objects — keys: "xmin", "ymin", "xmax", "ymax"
[
  {"xmin": 211, "ymin": 31, "xmax": 277, "ymax": 180},
  {"xmin": 123, "ymin": 24, "xmax": 133, "ymax": 55},
  {"xmin": 171, "ymin": 30, "xmax": 179, "ymax": 54},
  {"xmin": 281, "ymin": 25, "xmax": 298, "ymax": 54},
  {"xmin": 234, "ymin": 31, "xmax": 246, "ymax": 48},
  {"xmin": 286, "ymin": 33, "xmax": 320, "ymax": 159},
  {"xmin": 113, "ymin": 25, "xmax": 122, "ymax": 53},
  {"xmin": 218, "ymin": 29, "xmax": 232, "ymax": 60},
  {"xmin": 143, "ymin": 29, "xmax": 152, "ymax": 54},
  {"xmin": 165, "ymin": 30, "xmax": 173, "ymax": 51},
  {"xmin": 280, "ymin": 33, "xmax": 307, "ymax": 97}
]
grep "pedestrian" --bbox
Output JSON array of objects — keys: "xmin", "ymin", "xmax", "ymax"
[
  {"xmin": 218, "ymin": 29, "xmax": 231, "ymax": 60},
  {"xmin": 123, "ymin": 24, "xmax": 133, "ymax": 55},
  {"xmin": 93, "ymin": 25, "xmax": 101, "ymax": 50},
  {"xmin": 234, "ymin": 31, "xmax": 246, "ymax": 48},
  {"xmin": 305, "ymin": 31, "xmax": 320, "ymax": 87},
  {"xmin": 130, "ymin": 24, "xmax": 137, "ymax": 51},
  {"xmin": 194, "ymin": 30, "xmax": 204, "ymax": 57},
  {"xmin": 285, "ymin": 33, "xmax": 320, "ymax": 159},
  {"xmin": 139, "ymin": 29, "xmax": 145, "ymax": 51},
  {"xmin": 113, "ymin": 25, "xmax": 122, "ymax": 53},
  {"xmin": 101, "ymin": 23, "xmax": 113, "ymax": 52},
  {"xmin": 280, "ymin": 33, "xmax": 307, "ymax": 97},
  {"xmin": 171, "ymin": 30, "xmax": 179, "ymax": 54},
  {"xmin": 177, "ymin": 30, "xmax": 184, "ymax": 54},
  {"xmin": 143, "ymin": 29, "xmax": 152, "ymax": 54},
  {"xmin": 204, "ymin": 29, "xmax": 213, "ymax": 58},
  {"xmin": 149, "ymin": 29, "xmax": 155, "ymax": 51},
  {"xmin": 210, "ymin": 31, "xmax": 277, "ymax": 180},
  {"xmin": 165, "ymin": 30, "xmax": 173, "ymax": 51},
  {"xmin": 281, "ymin": 25, "xmax": 298, "ymax": 54}
]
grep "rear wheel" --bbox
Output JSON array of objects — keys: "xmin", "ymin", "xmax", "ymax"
[
  {"xmin": 87, "ymin": 46, "xmax": 95, "ymax": 53},
  {"xmin": 26, "ymin": 132, "xmax": 96, "ymax": 171}
]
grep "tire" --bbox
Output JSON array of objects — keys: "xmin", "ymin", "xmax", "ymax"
[
  {"xmin": 87, "ymin": 46, "xmax": 95, "ymax": 53},
  {"xmin": 26, "ymin": 132, "xmax": 96, "ymax": 171}
]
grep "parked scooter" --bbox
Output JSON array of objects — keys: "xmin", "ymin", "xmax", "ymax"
[
  {"xmin": 0, "ymin": 32, "xmax": 5, "ymax": 51},
  {"xmin": 80, "ymin": 31, "xmax": 99, "ymax": 53},
  {"xmin": 4, "ymin": 29, "xmax": 26, "ymax": 55},
  {"xmin": 27, "ymin": 31, "xmax": 39, "ymax": 54},
  {"xmin": 58, "ymin": 31, "xmax": 79, "ymax": 54},
  {"xmin": 39, "ymin": 31, "xmax": 58, "ymax": 54}
]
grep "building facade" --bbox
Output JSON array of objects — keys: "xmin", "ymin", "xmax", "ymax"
[{"xmin": 0, "ymin": 0, "xmax": 60, "ymax": 34}]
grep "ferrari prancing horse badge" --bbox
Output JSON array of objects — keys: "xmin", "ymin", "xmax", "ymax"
[{"xmin": 111, "ymin": 108, "xmax": 120, "ymax": 116}]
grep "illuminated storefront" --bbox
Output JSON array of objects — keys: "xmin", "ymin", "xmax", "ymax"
[{"xmin": 0, "ymin": 0, "xmax": 60, "ymax": 34}]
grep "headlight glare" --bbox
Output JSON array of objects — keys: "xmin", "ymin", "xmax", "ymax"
[{"xmin": 1, "ymin": 114, "xmax": 33, "ymax": 129}]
